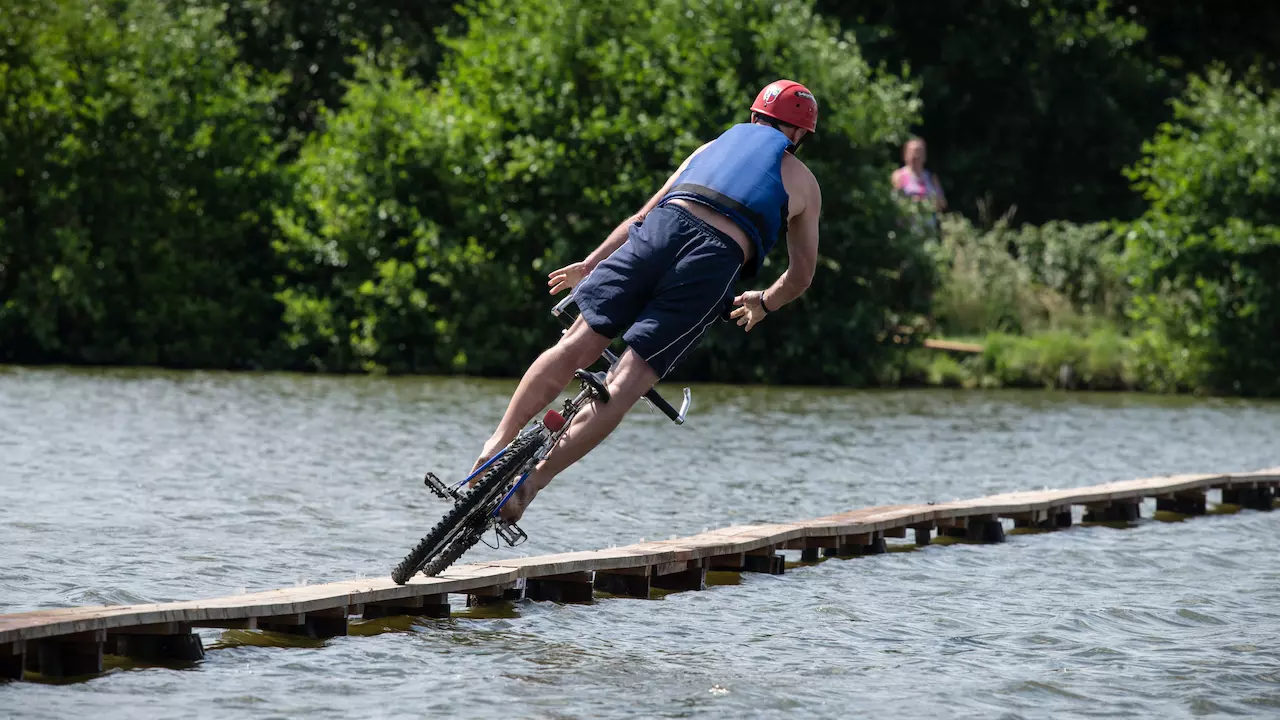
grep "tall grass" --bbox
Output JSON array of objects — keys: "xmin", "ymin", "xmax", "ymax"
[
  {"xmin": 907, "ymin": 213, "xmax": 1167, "ymax": 391},
  {"xmin": 927, "ymin": 214, "xmax": 1126, "ymax": 337}
]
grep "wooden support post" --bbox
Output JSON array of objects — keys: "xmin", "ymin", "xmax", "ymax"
[
  {"xmin": 363, "ymin": 594, "xmax": 450, "ymax": 619},
  {"xmin": 467, "ymin": 583, "xmax": 523, "ymax": 607},
  {"xmin": 652, "ymin": 562, "xmax": 706, "ymax": 592},
  {"xmin": 1177, "ymin": 491, "xmax": 1206, "ymax": 515},
  {"xmin": 1221, "ymin": 488, "xmax": 1241, "ymax": 505},
  {"xmin": 800, "ymin": 547, "xmax": 820, "ymax": 562},
  {"xmin": 861, "ymin": 536, "xmax": 888, "ymax": 555},
  {"xmin": 742, "ymin": 546, "xmax": 785, "ymax": 574},
  {"xmin": 1, "ymin": 641, "xmax": 23, "ymax": 680},
  {"xmin": 258, "ymin": 608, "xmax": 348, "ymax": 639},
  {"xmin": 594, "ymin": 570, "xmax": 650, "ymax": 598},
  {"xmin": 1085, "ymin": 501, "xmax": 1140, "ymax": 522},
  {"xmin": 978, "ymin": 518, "xmax": 1005, "ymax": 543},
  {"xmin": 708, "ymin": 552, "xmax": 746, "ymax": 571},
  {"xmin": 109, "ymin": 623, "xmax": 204, "ymax": 663},
  {"xmin": 1157, "ymin": 493, "xmax": 1205, "ymax": 516},
  {"xmin": 25, "ymin": 631, "xmax": 105, "ymax": 678},
  {"xmin": 830, "ymin": 533, "xmax": 868, "ymax": 556},
  {"xmin": 911, "ymin": 523, "xmax": 933, "ymax": 546},
  {"xmin": 1237, "ymin": 486, "xmax": 1275, "ymax": 511},
  {"xmin": 527, "ymin": 572, "xmax": 595, "ymax": 603},
  {"xmin": 945, "ymin": 516, "xmax": 1003, "ymax": 542},
  {"xmin": 1055, "ymin": 509, "xmax": 1073, "ymax": 528}
]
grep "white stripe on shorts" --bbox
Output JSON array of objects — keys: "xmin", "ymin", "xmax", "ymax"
[{"xmin": 643, "ymin": 266, "xmax": 740, "ymax": 377}]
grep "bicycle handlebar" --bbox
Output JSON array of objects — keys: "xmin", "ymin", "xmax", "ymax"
[{"xmin": 551, "ymin": 295, "xmax": 691, "ymax": 425}]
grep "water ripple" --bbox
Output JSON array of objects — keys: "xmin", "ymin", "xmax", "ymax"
[{"xmin": 2, "ymin": 369, "xmax": 1278, "ymax": 718}]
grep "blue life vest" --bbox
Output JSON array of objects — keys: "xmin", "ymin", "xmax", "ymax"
[{"xmin": 659, "ymin": 123, "xmax": 791, "ymax": 275}]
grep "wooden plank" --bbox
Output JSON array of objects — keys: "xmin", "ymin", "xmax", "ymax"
[
  {"xmin": 485, "ymin": 548, "xmax": 670, "ymax": 578},
  {"xmin": 2, "ymin": 464, "xmax": 1277, "ymax": 648},
  {"xmin": 0, "ymin": 566, "xmax": 520, "ymax": 644},
  {"xmin": 922, "ymin": 338, "xmax": 984, "ymax": 353}
]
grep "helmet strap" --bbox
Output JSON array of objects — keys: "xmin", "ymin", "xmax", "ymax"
[{"xmin": 751, "ymin": 112, "xmax": 803, "ymax": 154}]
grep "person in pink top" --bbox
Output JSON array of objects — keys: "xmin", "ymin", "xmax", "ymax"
[{"xmin": 892, "ymin": 137, "xmax": 947, "ymax": 213}]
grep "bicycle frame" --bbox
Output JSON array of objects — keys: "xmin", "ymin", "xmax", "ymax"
[
  {"xmin": 551, "ymin": 294, "xmax": 692, "ymax": 424},
  {"xmin": 491, "ymin": 371, "xmax": 603, "ymax": 517},
  {"xmin": 398, "ymin": 300, "xmax": 699, "ymax": 580}
]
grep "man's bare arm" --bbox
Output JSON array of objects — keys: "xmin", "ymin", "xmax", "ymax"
[
  {"xmin": 729, "ymin": 175, "xmax": 820, "ymax": 332},
  {"xmin": 761, "ymin": 183, "xmax": 821, "ymax": 311}
]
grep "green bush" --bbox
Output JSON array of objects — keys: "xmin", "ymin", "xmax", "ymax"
[
  {"xmin": 1122, "ymin": 68, "xmax": 1280, "ymax": 395},
  {"xmin": 978, "ymin": 329, "xmax": 1134, "ymax": 390},
  {"xmin": 928, "ymin": 214, "xmax": 1121, "ymax": 337},
  {"xmin": 276, "ymin": 0, "xmax": 937, "ymax": 383},
  {"xmin": 0, "ymin": 0, "xmax": 287, "ymax": 367},
  {"xmin": 1008, "ymin": 219, "xmax": 1124, "ymax": 317},
  {"xmin": 896, "ymin": 326, "xmax": 1135, "ymax": 390}
]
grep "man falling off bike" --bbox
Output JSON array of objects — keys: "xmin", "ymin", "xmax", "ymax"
[{"xmin": 471, "ymin": 80, "xmax": 823, "ymax": 522}]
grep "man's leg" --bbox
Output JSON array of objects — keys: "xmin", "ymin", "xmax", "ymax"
[
  {"xmin": 499, "ymin": 348, "xmax": 658, "ymax": 521},
  {"xmin": 471, "ymin": 317, "xmax": 612, "ymax": 475}
]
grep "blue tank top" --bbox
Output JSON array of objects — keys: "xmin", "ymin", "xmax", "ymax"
[{"xmin": 659, "ymin": 123, "xmax": 791, "ymax": 274}]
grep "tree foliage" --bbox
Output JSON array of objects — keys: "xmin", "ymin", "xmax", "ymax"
[
  {"xmin": 0, "ymin": 0, "xmax": 287, "ymax": 366},
  {"xmin": 1122, "ymin": 69, "xmax": 1280, "ymax": 395},
  {"xmin": 275, "ymin": 0, "xmax": 937, "ymax": 382},
  {"xmin": 212, "ymin": 0, "xmax": 460, "ymax": 139},
  {"xmin": 817, "ymin": 0, "xmax": 1171, "ymax": 225}
]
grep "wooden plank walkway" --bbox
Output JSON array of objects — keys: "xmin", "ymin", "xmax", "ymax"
[
  {"xmin": 922, "ymin": 338, "xmax": 985, "ymax": 354},
  {"xmin": 3, "ymin": 466, "xmax": 1277, "ymax": 680}
]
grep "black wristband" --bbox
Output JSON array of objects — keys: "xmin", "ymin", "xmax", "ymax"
[{"xmin": 759, "ymin": 292, "xmax": 773, "ymax": 314}]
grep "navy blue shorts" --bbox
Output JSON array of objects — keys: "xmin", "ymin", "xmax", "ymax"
[{"xmin": 572, "ymin": 203, "xmax": 744, "ymax": 378}]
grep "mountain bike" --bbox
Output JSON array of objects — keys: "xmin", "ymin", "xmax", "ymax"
[{"xmin": 390, "ymin": 296, "xmax": 692, "ymax": 584}]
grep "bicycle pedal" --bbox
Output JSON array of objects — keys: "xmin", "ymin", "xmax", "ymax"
[
  {"xmin": 423, "ymin": 471, "xmax": 461, "ymax": 502},
  {"xmin": 495, "ymin": 521, "xmax": 528, "ymax": 547}
]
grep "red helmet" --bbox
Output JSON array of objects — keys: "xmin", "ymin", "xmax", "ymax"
[{"xmin": 751, "ymin": 79, "xmax": 818, "ymax": 133}]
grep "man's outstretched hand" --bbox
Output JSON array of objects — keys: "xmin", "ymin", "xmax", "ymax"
[
  {"xmin": 730, "ymin": 291, "xmax": 767, "ymax": 332},
  {"xmin": 548, "ymin": 262, "xmax": 590, "ymax": 295}
]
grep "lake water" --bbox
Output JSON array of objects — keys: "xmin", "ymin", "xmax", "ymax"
[{"xmin": 2, "ymin": 366, "xmax": 1279, "ymax": 718}]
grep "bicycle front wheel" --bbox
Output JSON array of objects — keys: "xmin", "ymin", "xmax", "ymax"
[{"xmin": 390, "ymin": 432, "xmax": 541, "ymax": 584}]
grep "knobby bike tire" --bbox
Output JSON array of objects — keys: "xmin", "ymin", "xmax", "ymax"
[
  {"xmin": 390, "ymin": 432, "xmax": 541, "ymax": 584},
  {"xmin": 421, "ymin": 528, "xmax": 485, "ymax": 578}
]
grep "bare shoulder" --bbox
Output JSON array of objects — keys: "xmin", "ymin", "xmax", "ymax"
[{"xmin": 781, "ymin": 153, "xmax": 820, "ymax": 211}]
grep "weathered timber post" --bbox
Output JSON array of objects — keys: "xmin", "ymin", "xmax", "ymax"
[
  {"xmin": 742, "ymin": 546, "xmax": 785, "ymax": 574},
  {"xmin": 1084, "ymin": 501, "xmax": 1140, "ymax": 522},
  {"xmin": 1, "ymin": 641, "xmax": 24, "ymax": 680},
  {"xmin": 363, "ymin": 594, "xmax": 451, "ymax": 619},
  {"xmin": 527, "ymin": 573, "xmax": 596, "ymax": 603},
  {"xmin": 651, "ymin": 561, "xmax": 706, "ymax": 592},
  {"xmin": 109, "ymin": 623, "xmax": 204, "ymax": 663},
  {"xmin": 467, "ymin": 583, "xmax": 524, "ymax": 608},
  {"xmin": 25, "ymin": 630, "xmax": 105, "ymax": 678},
  {"xmin": 1156, "ymin": 491, "xmax": 1205, "ymax": 516},
  {"xmin": 256, "ymin": 608, "xmax": 348, "ymax": 639},
  {"xmin": 911, "ymin": 522, "xmax": 934, "ymax": 546},
  {"xmin": 1237, "ymin": 486, "xmax": 1276, "ymax": 511},
  {"xmin": 593, "ymin": 567, "xmax": 651, "ymax": 598}
]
